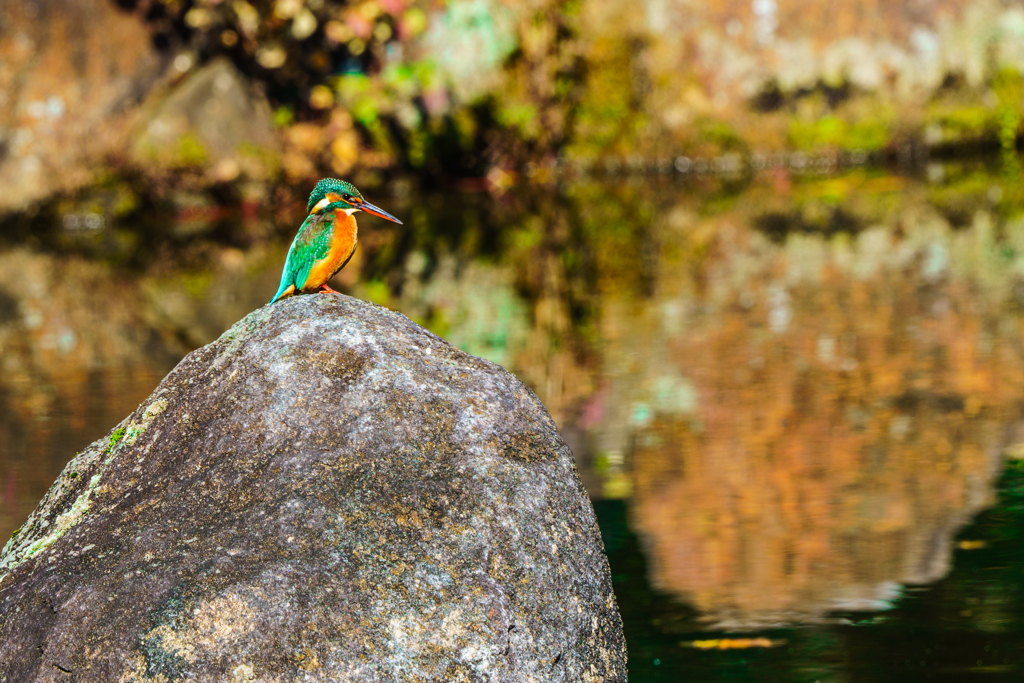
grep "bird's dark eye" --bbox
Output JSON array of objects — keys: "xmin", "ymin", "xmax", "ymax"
[{"xmin": 342, "ymin": 193, "xmax": 352, "ymax": 201}]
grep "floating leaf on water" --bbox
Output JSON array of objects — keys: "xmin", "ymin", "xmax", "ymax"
[{"xmin": 684, "ymin": 638, "xmax": 786, "ymax": 650}]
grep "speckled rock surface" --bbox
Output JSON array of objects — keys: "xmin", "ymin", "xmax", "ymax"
[{"xmin": 0, "ymin": 294, "xmax": 627, "ymax": 682}]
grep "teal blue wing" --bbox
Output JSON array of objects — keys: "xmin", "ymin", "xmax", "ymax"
[{"xmin": 270, "ymin": 213, "xmax": 334, "ymax": 303}]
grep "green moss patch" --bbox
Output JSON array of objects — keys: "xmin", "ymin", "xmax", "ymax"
[{"xmin": 108, "ymin": 427, "xmax": 127, "ymax": 454}]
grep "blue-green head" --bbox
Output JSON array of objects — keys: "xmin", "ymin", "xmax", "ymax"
[{"xmin": 306, "ymin": 178, "xmax": 402, "ymax": 224}]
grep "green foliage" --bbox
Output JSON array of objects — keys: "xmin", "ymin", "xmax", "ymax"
[
  {"xmin": 496, "ymin": 101, "xmax": 541, "ymax": 139},
  {"xmin": 175, "ymin": 134, "xmax": 208, "ymax": 168},
  {"xmin": 417, "ymin": 307, "xmax": 451, "ymax": 339},
  {"xmin": 569, "ymin": 36, "xmax": 646, "ymax": 156},
  {"xmin": 127, "ymin": 0, "xmax": 1024, "ymax": 182},
  {"xmin": 788, "ymin": 114, "xmax": 890, "ymax": 151},
  {"xmin": 333, "ymin": 62, "xmax": 445, "ymax": 164},
  {"xmin": 358, "ymin": 279, "xmax": 392, "ymax": 307},
  {"xmin": 929, "ymin": 105, "xmax": 991, "ymax": 137},
  {"xmin": 926, "ymin": 72, "xmax": 1022, "ymax": 163},
  {"xmin": 272, "ymin": 106, "xmax": 294, "ymax": 129},
  {"xmin": 178, "ymin": 272, "xmax": 213, "ymax": 299},
  {"xmin": 406, "ymin": 128, "xmax": 428, "ymax": 168},
  {"xmin": 992, "ymin": 68, "xmax": 1024, "ymax": 109},
  {"xmin": 993, "ymin": 70, "xmax": 1024, "ymax": 176},
  {"xmin": 698, "ymin": 120, "xmax": 745, "ymax": 151}
]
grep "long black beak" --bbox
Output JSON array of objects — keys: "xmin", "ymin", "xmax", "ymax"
[{"xmin": 355, "ymin": 200, "xmax": 403, "ymax": 224}]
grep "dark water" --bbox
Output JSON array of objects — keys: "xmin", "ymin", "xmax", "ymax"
[
  {"xmin": 601, "ymin": 460, "xmax": 1024, "ymax": 682},
  {"xmin": 4, "ymin": 159, "xmax": 1024, "ymax": 679}
]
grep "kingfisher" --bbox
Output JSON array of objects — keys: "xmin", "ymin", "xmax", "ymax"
[{"xmin": 270, "ymin": 178, "xmax": 402, "ymax": 304}]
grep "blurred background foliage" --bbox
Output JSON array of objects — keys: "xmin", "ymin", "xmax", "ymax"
[
  {"xmin": 132, "ymin": 0, "xmax": 1024, "ymax": 178},
  {"xmin": 5, "ymin": 0, "xmax": 1024, "ymax": 226},
  {"xmin": 114, "ymin": 0, "xmax": 583, "ymax": 181}
]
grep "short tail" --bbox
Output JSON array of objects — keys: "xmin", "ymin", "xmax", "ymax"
[{"xmin": 270, "ymin": 282, "xmax": 296, "ymax": 304}]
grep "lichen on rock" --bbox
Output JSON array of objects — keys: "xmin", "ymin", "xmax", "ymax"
[
  {"xmin": 0, "ymin": 387, "xmax": 174, "ymax": 580},
  {"xmin": 0, "ymin": 294, "xmax": 627, "ymax": 682}
]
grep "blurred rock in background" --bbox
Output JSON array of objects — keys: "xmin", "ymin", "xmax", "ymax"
[
  {"xmin": 0, "ymin": 0, "xmax": 164, "ymax": 213},
  {"xmin": 131, "ymin": 58, "xmax": 279, "ymax": 188}
]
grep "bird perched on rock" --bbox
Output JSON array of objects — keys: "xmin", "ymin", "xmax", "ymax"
[{"xmin": 270, "ymin": 178, "xmax": 402, "ymax": 304}]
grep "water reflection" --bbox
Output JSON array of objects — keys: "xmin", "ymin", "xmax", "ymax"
[
  {"xmin": 0, "ymin": 246, "xmax": 280, "ymax": 538},
  {"xmin": 3, "ymin": 165, "xmax": 1024, "ymax": 672},
  {"xmin": 625, "ymin": 218, "xmax": 1019, "ymax": 626}
]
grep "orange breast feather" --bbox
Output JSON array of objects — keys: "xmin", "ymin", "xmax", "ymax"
[{"xmin": 303, "ymin": 211, "xmax": 358, "ymax": 292}]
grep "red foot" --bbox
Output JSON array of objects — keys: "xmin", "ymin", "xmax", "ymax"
[{"xmin": 319, "ymin": 284, "xmax": 340, "ymax": 294}]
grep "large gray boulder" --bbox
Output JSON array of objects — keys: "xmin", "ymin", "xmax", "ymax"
[{"xmin": 0, "ymin": 294, "xmax": 627, "ymax": 682}]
